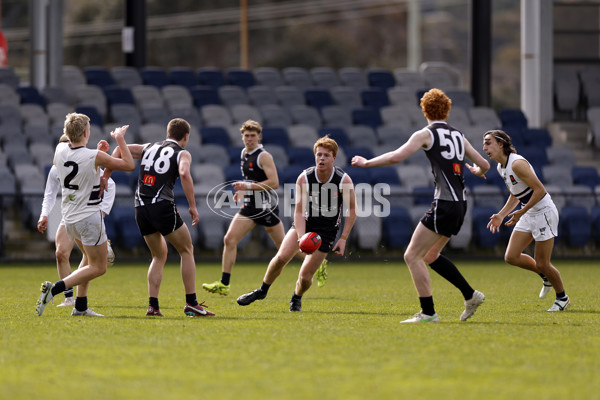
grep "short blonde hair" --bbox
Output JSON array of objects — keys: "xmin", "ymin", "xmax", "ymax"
[
  {"xmin": 420, "ymin": 88, "xmax": 452, "ymax": 121},
  {"xmin": 313, "ymin": 135, "xmax": 338, "ymax": 158},
  {"xmin": 240, "ymin": 119, "xmax": 262, "ymax": 135},
  {"xmin": 63, "ymin": 113, "xmax": 90, "ymax": 143}
]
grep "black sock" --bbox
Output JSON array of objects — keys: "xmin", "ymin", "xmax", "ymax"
[
  {"xmin": 429, "ymin": 255, "xmax": 475, "ymax": 300},
  {"xmin": 291, "ymin": 293, "xmax": 302, "ymax": 300},
  {"xmin": 75, "ymin": 296, "xmax": 87, "ymax": 312},
  {"xmin": 260, "ymin": 282, "xmax": 271, "ymax": 294},
  {"xmin": 221, "ymin": 272, "xmax": 231, "ymax": 286},
  {"xmin": 419, "ymin": 296, "xmax": 435, "ymax": 316},
  {"xmin": 51, "ymin": 281, "xmax": 66, "ymax": 297},
  {"xmin": 149, "ymin": 297, "xmax": 159, "ymax": 310},
  {"xmin": 556, "ymin": 291, "xmax": 567, "ymax": 300},
  {"xmin": 64, "ymin": 288, "xmax": 74, "ymax": 298},
  {"xmin": 186, "ymin": 293, "xmax": 198, "ymax": 306},
  {"xmin": 539, "ymin": 273, "xmax": 549, "ymax": 282}
]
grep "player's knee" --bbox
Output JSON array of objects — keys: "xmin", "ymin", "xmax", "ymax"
[
  {"xmin": 223, "ymin": 232, "xmax": 238, "ymax": 248},
  {"xmin": 504, "ymin": 252, "xmax": 518, "ymax": 265},
  {"xmin": 403, "ymin": 250, "xmax": 418, "ymax": 266},
  {"xmin": 56, "ymin": 249, "xmax": 69, "ymax": 264}
]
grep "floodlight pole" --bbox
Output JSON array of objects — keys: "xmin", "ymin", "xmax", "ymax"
[
  {"xmin": 124, "ymin": 0, "xmax": 146, "ymax": 68},
  {"xmin": 240, "ymin": 0, "xmax": 249, "ymax": 69},
  {"xmin": 470, "ymin": 0, "xmax": 492, "ymax": 107}
]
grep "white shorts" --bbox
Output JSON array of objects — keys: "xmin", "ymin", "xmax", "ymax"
[
  {"xmin": 65, "ymin": 211, "xmax": 107, "ymax": 247},
  {"xmin": 513, "ymin": 203, "xmax": 559, "ymax": 242}
]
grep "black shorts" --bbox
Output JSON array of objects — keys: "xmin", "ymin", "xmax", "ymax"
[
  {"xmin": 420, "ymin": 199, "xmax": 467, "ymax": 237},
  {"xmin": 239, "ymin": 206, "xmax": 281, "ymax": 227},
  {"xmin": 135, "ymin": 201, "xmax": 184, "ymax": 237},
  {"xmin": 301, "ymin": 222, "xmax": 338, "ymax": 253}
]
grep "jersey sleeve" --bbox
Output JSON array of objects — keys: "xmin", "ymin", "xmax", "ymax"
[
  {"xmin": 39, "ymin": 166, "xmax": 61, "ymax": 218},
  {"xmin": 101, "ymin": 177, "xmax": 117, "ymax": 215}
]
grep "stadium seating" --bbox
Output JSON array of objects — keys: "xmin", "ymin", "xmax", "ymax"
[
  {"xmin": 367, "ymin": 68, "xmax": 396, "ymax": 90},
  {"xmin": 197, "ymin": 67, "xmax": 227, "ymax": 88},
  {"xmin": 338, "ymin": 67, "xmax": 369, "ymax": 89},
  {"xmin": 304, "ymin": 89, "xmax": 334, "ymax": 111},
  {"xmin": 310, "ymin": 67, "xmax": 341, "ymax": 88},
  {"xmin": 190, "ymin": 86, "xmax": 221, "ymax": 108},
  {"xmin": 111, "ymin": 66, "xmax": 143, "ymax": 88},
  {"xmin": 381, "ymin": 207, "xmax": 412, "ymax": 249},
  {"xmin": 472, "ymin": 206, "xmax": 502, "ymax": 248},
  {"xmin": 559, "ymin": 206, "xmax": 591, "ymax": 247},
  {"xmin": 84, "ymin": 66, "xmax": 115, "ymax": 89},
  {"xmin": 253, "ymin": 67, "xmax": 285, "ymax": 88},
  {"xmin": 247, "ymin": 86, "xmax": 277, "ymax": 107},
  {"xmin": 283, "ymin": 67, "xmax": 313, "ymax": 90},
  {"xmin": 168, "ymin": 67, "xmax": 198, "ymax": 88},
  {"xmin": 225, "ymin": 68, "xmax": 256, "ymax": 89},
  {"xmin": 141, "ymin": 66, "xmax": 170, "ymax": 88}
]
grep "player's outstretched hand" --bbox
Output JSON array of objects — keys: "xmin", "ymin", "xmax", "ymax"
[
  {"xmin": 487, "ymin": 214, "xmax": 503, "ymax": 234},
  {"xmin": 466, "ymin": 163, "xmax": 486, "ymax": 179},
  {"xmin": 110, "ymin": 125, "xmax": 129, "ymax": 140}
]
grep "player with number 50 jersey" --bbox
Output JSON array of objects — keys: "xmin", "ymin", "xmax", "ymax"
[{"xmin": 351, "ymin": 89, "xmax": 490, "ymax": 324}]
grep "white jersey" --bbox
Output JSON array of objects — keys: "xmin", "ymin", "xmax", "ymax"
[
  {"xmin": 40, "ymin": 165, "xmax": 116, "ymax": 219},
  {"xmin": 498, "ymin": 153, "xmax": 553, "ymax": 213},
  {"xmin": 53, "ymin": 142, "xmax": 102, "ymax": 224}
]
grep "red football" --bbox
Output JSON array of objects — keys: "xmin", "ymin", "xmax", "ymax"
[{"xmin": 299, "ymin": 232, "xmax": 322, "ymax": 254}]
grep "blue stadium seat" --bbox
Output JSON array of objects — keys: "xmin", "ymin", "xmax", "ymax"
[
  {"xmin": 345, "ymin": 166, "xmax": 370, "ymax": 185},
  {"xmin": 84, "ymin": 66, "xmax": 115, "ymax": 89},
  {"xmin": 367, "ymin": 69, "xmax": 396, "ymax": 90},
  {"xmin": 224, "ymin": 164, "xmax": 242, "ymax": 182},
  {"xmin": 226, "ymin": 68, "xmax": 256, "ymax": 89},
  {"xmin": 382, "ymin": 207, "xmax": 412, "ymax": 248},
  {"xmin": 287, "ymin": 147, "xmax": 315, "ymax": 167},
  {"xmin": 201, "ymin": 126, "xmax": 230, "ymax": 147},
  {"xmin": 197, "ymin": 67, "xmax": 226, "ymax": 88},
  {"xmin": 140, "ymin": 66, "xmax": 170, "ymax": 88},
  {"xmin": 16, "ymin": 87, "xmax": 45, "ymax": 107},
  {"xmin": 103, "ymin": 86, "xmax": 135, "ymax": 106},
  {"xmin": 360, "ymin": 88, "xmax": 390, "ymax": 110},
  {"xmin": 190, "ymin": 86, "xmax": 221, "ymax": 107},
  {"xmin": 519, "ymin": 145, "xmax": 548, "ymax": 169},
  {"xmin": 110, "ymin": 206, "xmax": 143, "ymax": 249},
  {"xmin": 168, "ymin": 67, "xmax": 198, "ymax": 88},
  {"xmin": 75, "ymin": 105, "xmax": 103, "ymax": 128},
  {"xmin": 345, "ymin": 146, "xmax": 374, "ymax": 160},
  {"xmin": 412, "ymin": 186, "xmax": 434, "ymax": 205},
  {"xmin": 472, "ymin": 206, "xmax": 501, "ymax": 248},
  {"xmin": 261, "ymin": 126, "xmax": 289, "ymax": 149},
  {"xmin": 559, "ymin": 206, "xmax": 591, "ymax": 247},
  {"xmin": 319, "ymin": 126, "xmax": 348, "ymax": 149},
  {"xmin": 304, "ymin": 89, "xmax": 334, "ymax": 111},
  {"xmin": 281, "ymin": 165, "xmax": 305, "ymax": 184},
  {"xmin": 592, "ymin": 205, "xmax": 600, "ymax": 246},
  {"xmin": 502, "ymin": 125, "xmax": 526, "ymax": 147},
  {"xmin": 572, "ymin": 166, "xmax": 600, "ymax": 190},
  {"xmin": 499, "ymin": 108, "xmax": 528, "ymax": 128},
  {"xmin": 351, "ymin": 108, "xmax": 382, "ymax": 129},
  {"xmin": 523, "ymin": 128, "xmax": 552, "ymax": 147},
  {"xmin": 369, "ymin": 166, "xmax": 400, "ymax": 185},
  {"xmin": 227, "ymin": 146, "xmax": 244, "ymax": 164}
]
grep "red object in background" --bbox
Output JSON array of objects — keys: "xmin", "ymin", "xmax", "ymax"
[{"xmin": 0, "ymin": 30, "xmax": 7, "ymax": 66}]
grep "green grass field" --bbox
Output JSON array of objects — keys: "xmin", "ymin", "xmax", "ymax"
[{"xmin": 1, "ymin": 259, "xmax": 599, "ymax": 400}]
